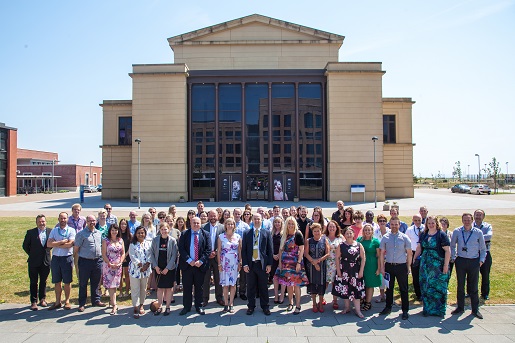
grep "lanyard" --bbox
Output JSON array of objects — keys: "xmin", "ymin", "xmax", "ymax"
[
  {"xmin": 461, "ymin": 228, "xmax": 473, "ymax": 247},
  {"xmin": 58, "ymin": 227, "xmax": 69, "ymax": 238}
]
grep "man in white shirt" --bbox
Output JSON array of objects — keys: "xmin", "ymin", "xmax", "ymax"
[{"xmin": 201, "ymin": 210, "xmax": 224, "ymax": 306}]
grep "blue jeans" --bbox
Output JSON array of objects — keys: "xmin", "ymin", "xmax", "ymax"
[{"xmin": 78, "ymin": 257, "xmax": 102, "ymax": 306}]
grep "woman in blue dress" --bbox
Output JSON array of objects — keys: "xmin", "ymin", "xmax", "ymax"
[{"xmin": 413, "ymin": 216, "xmax": 451, "ymax": 317}]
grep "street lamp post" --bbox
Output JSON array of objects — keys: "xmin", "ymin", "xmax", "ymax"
[
  {"xmin": 475, "ymin": 154, "xmax": 480, "ymax": 182},
  {"xmin": 372, "ymin": 136, "xmax": 378, "ymax": 208},
  {"xmin": 89, "ymin": 161, "xmax": 94, "ymax": 185},
  {"xmin": 467, "ymin": 164, "xmax": 470, "ymax": 181},
  {"xmin": 506, "ymin": 162, "xmax": 509, "ymax": 184},
  {"xmin": 135, "ymin": 138, "xmax": 141, "ymax": 209}
]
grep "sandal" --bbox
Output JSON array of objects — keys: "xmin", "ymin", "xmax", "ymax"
[
  {"xmin": 355, "ymin": 310, "xmax": 364, "ymax": 319},
  {"xmin": 318, "ymin": 302, "xmax": 325, "ymax": 313},
  {"xmin": 340, "ymin": 308, "xmax": 350, "ymax": 315},
  {"xmin": 286, "ymin": 304, "xmax": 294, "ymax": 312},
  {"xmin": 229, "ymin": 306, "xmax": 234, "ymax": 313},
  {"xmin": 293, "ymin": 306, "xmax": 301, "ymax": 315},
  {"xmin": 362, "ymin": 302, "xmax": 372, "ymax": 311},
  {"xmin": 110, "ymin": 305, "xmax": 117, "ymax": 315},
  {"xmin": 332, "ymin": 300, "xmax": 339, "ymax": 310},
  {"xmin": 133, "ymin": 307, "xmax": 139, "ymax": 319},
  {"xmin": 139, "ymin": 306, "xmax": 145, "ymax": 315},
  {"xmin": 164, "ymin": 308, "xmax": 171, "ymax": 316},
  {"xmin": 312, "ymin": 304, "xmax": 319, "ymax": 313},
  {"xmin": 375, "ymin": 296, "xmax": 386, "ymax": 303},
  {"xmin": 223, "ymin": 305, "xmax": 229, "ymax": 313}
]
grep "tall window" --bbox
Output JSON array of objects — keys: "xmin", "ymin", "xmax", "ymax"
[
  {"xmin": 191, "ymin": 84, "xmax": 216, "ymax": 199},
  {"xmin": 219, "ymin": 84, "xmax": 242, "ymax": 173},
  {"xmin": 118, "ymin": 117, "xmax": 132, "ymax": 145},
  {"xmin": 383, "ymin": 115, "xmax": 396, "ymax": 143}
]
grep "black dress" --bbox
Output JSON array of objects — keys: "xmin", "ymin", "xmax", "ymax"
[
  {"xmin": 157, "ymin": 236, "xmax": 175, "ymax": 288},
  {"xmin": 332, "ymin": 242, "xmax": 365, "ymax": 300},
  {"xmin": 305, "ymin": 236, "xmax": 327, "ymax": 295},
  {"xmin": 122, "ymin": 235, "xmax": 131, "ymax": 267},
  {"xmin": 269, "ymin": 231, "xmax": 282, "ymax": 282}
]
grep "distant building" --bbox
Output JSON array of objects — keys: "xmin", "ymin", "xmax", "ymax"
[
  {"xmin": 101, "ymin": 14, "xmax": 415, "ymax": 202},
  {"xmin": 0, "ymin": 122, "xmax": 18, "ymax": 197}
]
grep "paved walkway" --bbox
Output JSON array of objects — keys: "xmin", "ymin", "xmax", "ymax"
[
  {"xmin": 1, "ymin": 188, "xmax": 515, "ymax": 217},
  {"xmin": 1, "ymin": 294, "xmax": 515, "ymax": 343}
]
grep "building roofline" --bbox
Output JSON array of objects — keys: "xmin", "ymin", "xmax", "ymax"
[{"xmin": 382, "ymin": 97, "xmax": 416, "ymax": 104}]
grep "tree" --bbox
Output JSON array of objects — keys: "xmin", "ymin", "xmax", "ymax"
[
  {"xmin": 485, "ymin": 157, "xmax": 501, "ymax": 193},
  {"xmin": 452, "ymin": 161, "xmax": 462, "ymax": 181}
]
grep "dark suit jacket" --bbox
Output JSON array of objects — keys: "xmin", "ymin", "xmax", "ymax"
[
  {"xmin": 178, "ymin": 228, "xmax": 211, "ymax": 273},
  {"xmin": 242, "ymin": 226, "xmax": 273, "ymax": 270},
  {"xmin": 201, "ymin": 222, "xmax": 225, "ymax": 253},
  {"xmin": 22, "ymin": 227, "xmax": 52, "ymax": 267}
]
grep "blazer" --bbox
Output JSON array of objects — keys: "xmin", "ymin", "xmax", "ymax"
[
  {"xmin": 22, "ymin": 227, "xmax": 52, "ymax": 267},
  {"xmin": 149, "ymin": 235, "xmax": 178, "ymax": 271},
  {"xmin": 242, "ymin": 226, "xmax": 273, "ymax": 271},
  {"xmin": 202, "ymin": 222, "xmax": 225, "ymax": 252},
  {"xmin": 178, "ymin": 228, "xmax": 211, "ymax": 273}
]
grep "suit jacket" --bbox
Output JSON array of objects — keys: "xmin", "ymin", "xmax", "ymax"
[
  {"xmin": 178, "ymin": 228, "xmax": 211, "ymax": 273},
  {"xmin": 22, "ymin": 227, "xmax": 52, "ymax": 267},
  {"xmin": 202, "ymin": 222, "xmax": 225, "ymax": 253},
  {"xmin": 150, "ymin": 235, "xmax": 178, "ymax": 271},
  {"xmin": 242, "ymin": 226, "xmax": 273, "ymax": 271}
]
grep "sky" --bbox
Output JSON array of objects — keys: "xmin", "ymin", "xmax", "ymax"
[{"xmin": 1, "ymin": 0, "xmax": 514, "ymax": 178}]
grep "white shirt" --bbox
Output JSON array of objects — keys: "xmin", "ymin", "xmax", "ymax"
[{"xmin": 405, "ymin": 224, "xmax": 424, "ymax": 251}]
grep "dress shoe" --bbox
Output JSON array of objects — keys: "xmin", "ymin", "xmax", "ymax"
[
  {"xmin": 202, "ymin": 301, "xmax": 208, "ymax": 307},
  {"xmin": 402, "ymin": 312, "xmax": 409, "ymax": 320},
  {"xmin": 451, "ymin": 308, "xmax": 464, "ymax": 315},
  {"xmin": 179, "ymin": 308, "xmax": 190, "ymax": 316},
  {"xmin": 48, "ymin": 302, "xmax": 61, "ymax": 310},
  {"xmin": 38, "ymin": 300, "xmax": 48, "ymax": 307},
  {"xmin": 30, "ymin": 303, "xmax": 38, "ymax": 311},
  {"xmin": 379, "ymin": 307, "xmax": 392, "ymax": 315},
  {"xmin": 482, "ymin": 295, "xmax": 490, "ymax": 300},
  {"xmin": 246, "ymin": 308, "xmax": 254, "ymax": 315},
  {"xmin": 196, "ymin": 307, "xmax": 205, "ymax": 315},
  {"xmin": 465, "ymin": 294, "xmax": 470, "ymax": 298},
  {"xmin": 94, "ymin": 301, "xmax": 107, "ymax": 307},
  {"xmin": 78, "ymin": 306, "xmax": 85, "ymax": 312},
  {"xmin": 240, "ymin": 294, "xmax": 248, "ymax": 301},
  {"xmin": 472, "ymin": 311, "xmax": 483, "ymax": 319},
  {"xmin": 263, "ymin": 308, "xmax": 271, "ymax": 316}
]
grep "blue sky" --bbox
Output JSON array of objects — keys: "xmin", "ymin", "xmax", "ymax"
[{"xmin": 1, "ymin": 0, "xmax": 514, "ymax": 177}]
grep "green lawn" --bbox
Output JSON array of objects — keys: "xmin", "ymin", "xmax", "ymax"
[{"xmin": 2, "ymin": 216, "xmax": 513, "ymax": 305}]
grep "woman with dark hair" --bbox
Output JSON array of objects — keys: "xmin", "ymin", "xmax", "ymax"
[
  {"xmin": 413, "ymin": 216, "xmax": 450, "ymax": 317},
  {"xmin": 350, "ymin": 211, "xmax": 364, "ymax": 238},
  {"xmin": 220, "ymin": 209, "xmax": 231, "ymax": 225},
  {"xmin": 307, "ymin": 208, "xmax": 325, "ymax": 240},
  {"xmin": 216, "ymin": 207, "xmax": 224, "ymax": 221},
  {"xmin": 271, "ymin": 216, "xmax": 285, "ymax": 303},
  {"xmin": 118, "ymin": 219, "xmax": 132, "ymax": 297},
  {"xmin": 340, "ymin": 207, "xmax": 354, "ymax": 229},
  {"xmin": 185, "ymin": 210, "xmax": 196, "ymax": 229},
  {"xmin": 325, "ymin": 220, "xmax": 343, "ymax": 310},
  {"xmin": 129, "ymin": 227, "xmax": 152, "ymax": 318},
  {"xmin": 242, "ymin": 210, "xmax": 252, "ymax": 225},
  {"xmin": 333, "ymin": 226, "xmax": 366, "ymax": 318},
  {"xmin": 172, "ymin": 216, "xmax": 185, "ymax": 292},
  {"xmin": 199, "ymin": 211, "xmax": 208, "ymax": 225},
  {"xmin": 439, "ymin": 217, "xmax": 454, "ymax": 280},
  {"xmin": 305, "ymin": 223, "xmax": 330, "ymax": 313},
  {"xmin": 102, "ymin": 224, "xmax": 124, "ymax": 315}
]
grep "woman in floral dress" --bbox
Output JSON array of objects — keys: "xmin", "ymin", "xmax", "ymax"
[
  {"xmin": 332, "ymin": 227, "xmax": 366, "ymax": 318},
  {"xmin": 413, "ymin": 216, "xmax": 450, "ymax": 317},
  {"xmin": 102, "ymin": 224, "xmax": 124, "ymax": 315},
  {"xmin": 325, "ymin": 220, "xmax": 343, "ymax": 310},
  {"xmin": 217, "ymin": 218, "xmax": 241, "ymax": 313},
  {"xmin": 275, "ymin": 216, "xmax": 308, "ymax": 315}
]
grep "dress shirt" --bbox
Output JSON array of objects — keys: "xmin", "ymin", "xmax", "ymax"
[
  {"xmin": 405, "ymin": 224, "xmax": 425, "ymax": 251},
  {"xmin": 364, "ymin": 221, "xmax": 380, "ymax": 232},
  {"xmin": 187, "ymin": 230, "xmax": 202, "ymax": 264},
  {"xmin": 49, "ymin": 226, "xmax": 76, "ymax": 256},
  {"xmin": 106, "ymin": 215, "xmax": 118, "ymax": 226},
  {"xmin": 235, "ymin": 220, "xmax": 250, "ymax": 237},
  {"xmin": 67, "ymin": 215, "xmax": 86, "ymax": 233},
  {"xmin": 252, "ymin": 226, "xmax": 262, "ymax": 261},
  {"xmin": 380, "ymin": 231, "xmax": 411, "ymax": 264},
  {"xmin": 38, "ymin": 228, "xmax": 47, "ymax": 247},
  {"xmin": 474, "ymin": 221, "xmax": 493, "ymax": 251},
  {"xmin": 128, "ymin": 220, "xmax": 141, "ymax": 235},
  {"xmin": 74, "ymin": 228, "xmax": 103, "ymax": 259},
  {"xmin": 209, "ymin": 224, "xmax": 218, "ymax": 251},
  {"xmin": 450, "ymin": 226, "xmax": 486, "ymax": 262}
]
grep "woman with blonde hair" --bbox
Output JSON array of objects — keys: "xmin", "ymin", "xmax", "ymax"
[
  {"xmin": 141, "ymin": 213, "xmax": 157, "ymax": 291},
  {"xmin": 217, "ymin": 218, "xmax": 242, "ymax": 313},
  {"xmin": 274, "ymin": 216, "xmax": 308, "ymax": 314}
]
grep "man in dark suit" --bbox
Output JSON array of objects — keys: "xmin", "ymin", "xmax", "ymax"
[
  {"xmin": 202, "ymin": 209, "xmax": 225, "ymax": 306},
  {"xmin": 242, "ymin": 213, "xmax": 273, "ymax": 316},
  {"xmin": 178, "ymin": 217, "xmax": 211, "ymax": 315},
  {"xmin": 22, "ymin": 214, "xmax": 52, "ymax": 310}
]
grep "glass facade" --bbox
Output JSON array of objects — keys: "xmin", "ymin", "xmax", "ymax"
[{"xmin": 189, "ymin": 73, "xmax": 325, "ymax": 201}]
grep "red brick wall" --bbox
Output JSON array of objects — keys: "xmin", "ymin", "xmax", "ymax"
[
  {"xmin": 17, "ymin": 164, "xmax": 103, "ymax": 190},
  {"xmin": 17, "ymin": 148, "xmax": 58, "ymax": 162}
]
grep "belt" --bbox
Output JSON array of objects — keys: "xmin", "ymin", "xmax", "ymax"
[
  {"xmin": 385, "ymin": 262, "xmax": 406, "ymax": 266},
  {"xmin": 80, "ymin": 256, "xmax": 102, "ymax": 260}
]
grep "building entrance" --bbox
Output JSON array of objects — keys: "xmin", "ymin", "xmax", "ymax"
[{"xmin": 246, "ymin": 175, "xmax": 268, "ymax": 200}]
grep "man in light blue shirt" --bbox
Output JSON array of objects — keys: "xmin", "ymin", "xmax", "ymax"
[
  {"xmin": 128, "ymin": 211, "xmax": 141, "ymax": 235},
  {"xmin": 474, "ymin": 209, "xmax": 493, "ymax": 300}
]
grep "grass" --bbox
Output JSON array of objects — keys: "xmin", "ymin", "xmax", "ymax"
[{"xmin": 1, "ymin": 216, "xmax": 514, "ymax": 305}]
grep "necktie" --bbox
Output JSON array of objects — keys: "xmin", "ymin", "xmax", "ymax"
[
  {"xmin": 194, "ymin": 232, "xmax": 199, "ymax": 261},
  {"xmin": 253, "ymin": 229, "xmax": 259, "ymax": 260}
]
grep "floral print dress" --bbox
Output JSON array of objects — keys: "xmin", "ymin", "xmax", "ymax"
[
  {"xmin": 219, "ymin": 233, "xmax": 240, "ymax": 286},
  {"xmin": 332, "ymin": 241, "xmax": 365, "ymax": 300},
  {"xmin": 326, "ymin": 236, "xmax": 343, "ymax": 283},
  {"xmin": 128, "ymin": 240, "xmax": 152, "ymax": 279},
  {"xmin": 102, "ymin": 238, "xmax": 123, "ymax": 288}
]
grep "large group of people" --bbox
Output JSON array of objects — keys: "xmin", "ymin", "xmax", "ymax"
[{"xmin": 22, "ymin": 201, "xmax": 492, "ymax": 320}]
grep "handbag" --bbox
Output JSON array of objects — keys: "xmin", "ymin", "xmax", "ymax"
[{"xmin": 149, "ymin": 273, "xmax": 161, "ymax": 313}]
